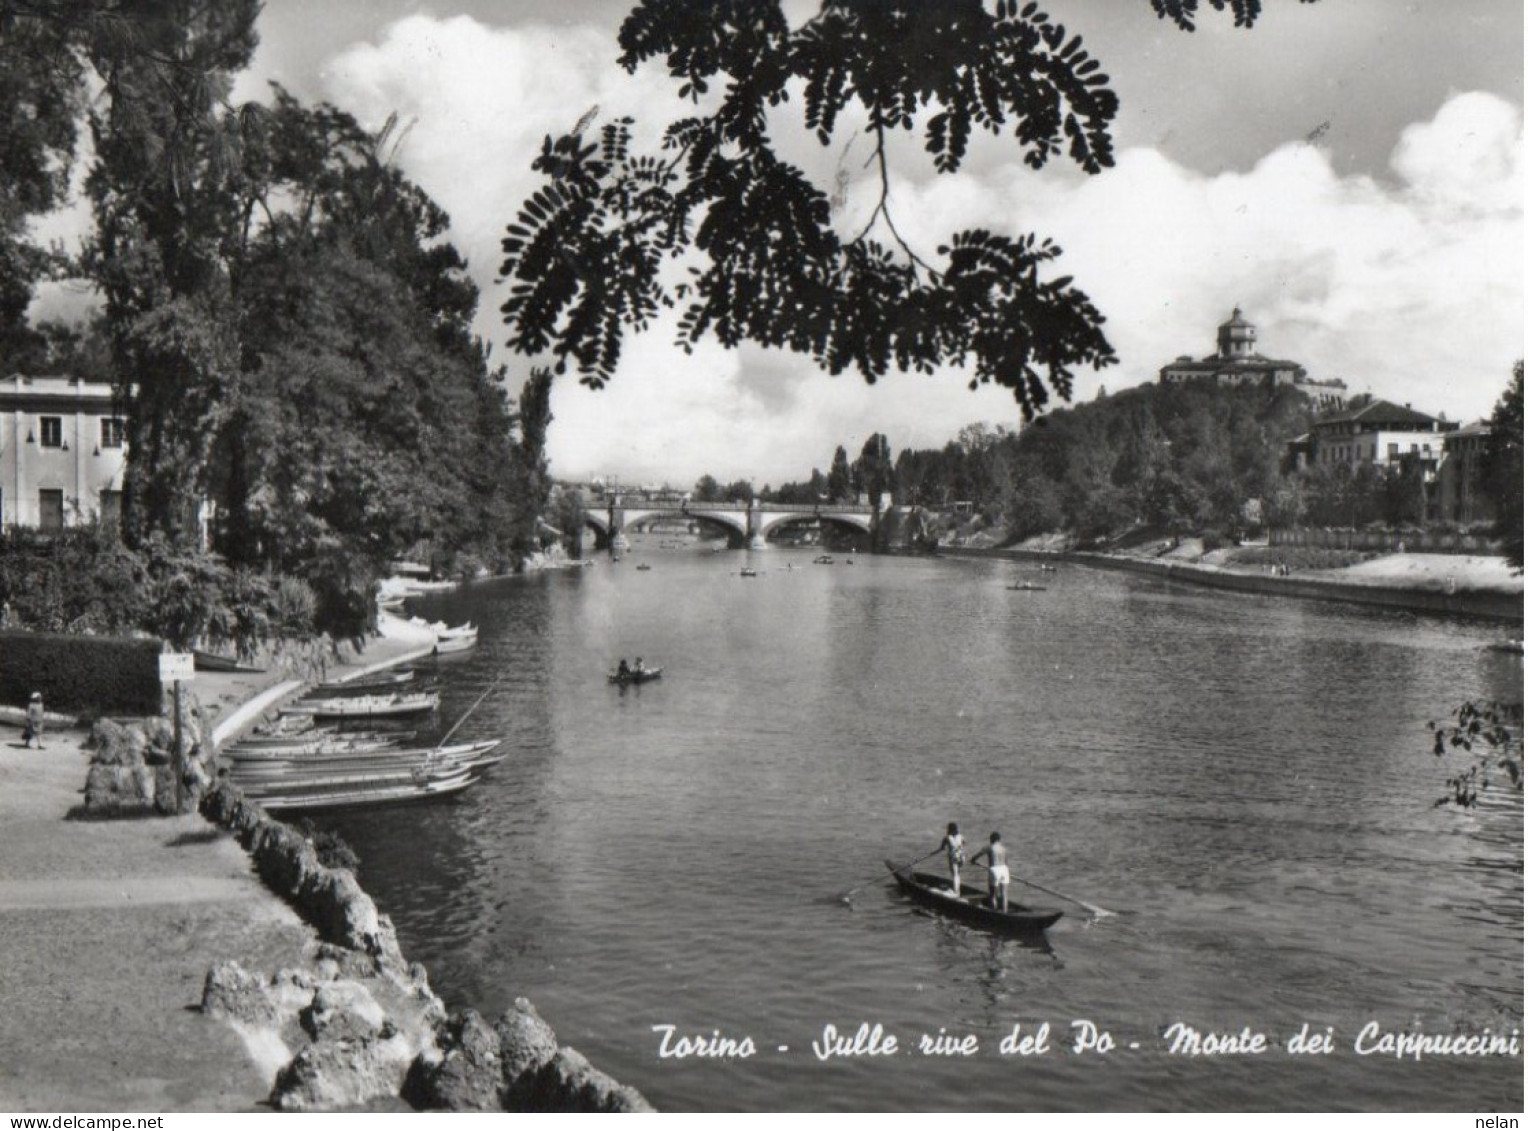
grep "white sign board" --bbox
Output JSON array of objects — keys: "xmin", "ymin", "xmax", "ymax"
[{"xmin": 158, "ymin": 653, "xmax": 195, "ymax": 682}]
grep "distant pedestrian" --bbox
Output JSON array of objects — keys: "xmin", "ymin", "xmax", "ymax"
[{"xmin": 22, "ymin": 692, "xmax": 45, "ymax": 750}]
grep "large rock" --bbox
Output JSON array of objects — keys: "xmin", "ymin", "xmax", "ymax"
[
  {"xmin": 299, "ymin": 981, "xmax": 387, "ymax": 1043},
  {"xmin": 512, "ymin": 1047, "xmax": 655, "ymax": 1113},
  {"xmin": 269, "ymin": 1031, "xmax": 416, "ymax": 1112},
  {"xmin": 408, "ymin": 1009, "xmax": 502, "ymax": 1111},
  {"xmin": 201, "ymin": 961, "xmax": 283, "ymax": 1028},
  {"xmin": 496, "ymin": 997, "xmax": 558, "ymax": 1086}
]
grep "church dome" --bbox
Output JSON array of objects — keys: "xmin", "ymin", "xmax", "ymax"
[{"xmin": 1217, "ymin": 306, "xmax": 1256, "ymax": 357}]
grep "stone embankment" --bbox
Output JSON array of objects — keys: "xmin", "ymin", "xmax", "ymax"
[
  {"xmin": 942, "ymin": 546, "xmax": 1523, "ymax": 623},
  {"xmin": 197, "ymin": 781, "xmax": 655, "ymax": 1112}
]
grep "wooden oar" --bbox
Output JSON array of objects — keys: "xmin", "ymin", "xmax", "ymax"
[
  {"xmin": 1012, "ymin": 873, "xmax": 1114, "ymax": 919},
  {"xmin": 841, "ymin": 850, "xmax": 941, "ymax": 903},
  {"xmin": 434, "ymin": 671, "xmax": 508, "ymax": 752}
]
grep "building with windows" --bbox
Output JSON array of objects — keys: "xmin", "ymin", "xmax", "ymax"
[
  {"xmin": 1433, "ymin": 419, "xmax": 1492, "ymax": 524},
  {"xmin": 0, "ymin": 375, "xmax": 128, "ymax": 530},
  {"xmin": 1286, "ymin": 395, "xmax": 1456, "ymax": 477},
  {"xmin": 1159, "ymin": 308, "xmax": 1348, "ymax": 410}
]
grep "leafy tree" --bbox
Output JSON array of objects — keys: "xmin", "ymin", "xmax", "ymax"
[
  {"xmin": 827, "ymin": 444, "xmax": 853, "ymax": 502},
  {"xmin": 1482, "ymin": 362, "xmax": 1523, "ymax": 571},
  {"xmin": 500, "ymin": 1, "xmax": 1311, "ymax": 416},
  {"xmin": 83, "ymin": 0, "xmax": 263, "ymax": 546},
  {"xmin": 855, "ymin": 432, "xmax": 894, "ymax": 509},
  {"xmin": 0, "ymin": 1, "xmax": 95, "ymax": 368},
  {"xmin": 693, "ymin": 474, "xmax": 722, "ymax": 502}
]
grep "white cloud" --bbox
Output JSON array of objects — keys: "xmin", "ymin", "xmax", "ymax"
[{"xmin": 324, "ymin": 16, "xmax": 1522, "ymax": 482}]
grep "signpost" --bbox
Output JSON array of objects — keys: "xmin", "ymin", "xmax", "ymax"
[{"xmin": 159, "ymin": 653, "xmax": 195, "ymax": 811}]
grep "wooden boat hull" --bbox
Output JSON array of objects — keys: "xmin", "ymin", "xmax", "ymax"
[
  {"xmin": 229, "ymin": 739, "xmax": 501, "ymax": 775},
  {"xmin": 433, "ymin": 634, "xmax": 477, "ymax": 654},
  {"xmin": 316, "ymin": 670, "xmax": 416, "ymax": 693},
  {"xmin": 283, "ymin": 692, "xmax": 440, "ymax": 718},
  {"xmin": 885, "ymin": 861, "xmax": 1063, "ymax": 934},
  {"xmin": 255, "ymin": 769, "xmax": 480, "ymax": 813}
]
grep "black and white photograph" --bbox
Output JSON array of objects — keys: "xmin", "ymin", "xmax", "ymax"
[{"xmin": 0, "ymin": 0, "xmax": 1521, "ymax": 1118}]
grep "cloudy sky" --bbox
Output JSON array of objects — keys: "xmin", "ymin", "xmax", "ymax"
[{"xmin": 52, "ymin": 1, "xmax": 1528, "ymax": 487}]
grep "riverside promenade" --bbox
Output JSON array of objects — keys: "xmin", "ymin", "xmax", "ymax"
[{"xmin": 0, "ymin": 616, "xmax": 436, "ymax": 1111}]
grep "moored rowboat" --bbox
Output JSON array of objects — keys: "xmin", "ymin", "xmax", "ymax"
[
  {"xmin": 281, "ymin": 691, "xmax": 440, "ymax": 718},
  {"xmin": 884, "ymin": 860, "xmax": 1063, "ymax": 934},
  {"xmin": 252, "ymin": 768, "xmax": 482, "ymax": 813}
]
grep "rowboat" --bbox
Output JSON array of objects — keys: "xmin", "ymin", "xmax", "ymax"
[
  {"xmin": 225, "ymin": 735, "xmax": 416, "ymax": 760},
  {"xmin": 229, "ymin": 739, "xmax": 501, "ymax": 774},
  {"xmin": 231, "ymin": 743, "xmax": 505, "ymax": 789},
  {"xmin": 281, "ymin": 691, "xmax": 440, "ymax": 718},
  {"xmin": 252, "ymin": 767, "xmax": 481, "ymax": 813},
  {"xmin": 884, "ymin": 861, "xmax": 1063, "ymax": 934},
  {"xmin": 315, "ymin": 669, "xmax": 416, "ymax": 693},
  {"xmin": 434, "ymin": 630, "xmax": 477, "ymax": 655},
  {"xmin": 608, "ymin": 667, "xmax": 662, "ymax": 685},
  {"xmin": 1006, "ymin": 583, "xmax": 1047, "ymax": 591},
  {"xmin": 740, "ymin": 568, "xmax": 758, "ymax": 578}
]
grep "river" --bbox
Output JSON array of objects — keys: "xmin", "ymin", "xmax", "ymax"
[{"xmin": 322, "ymin": 548, "xmax": 1523, "ymax": 1112}]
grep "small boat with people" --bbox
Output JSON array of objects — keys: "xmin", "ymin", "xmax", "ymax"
[
  {"xmin": 813, "ymin": 554, "xmax": 834, "ymax": 565},
  {"xmin": 608, "ymin": 664, "xmax": 662, "ymax": 685},
  {"xmin": 884, "ymin": 860, "xmax": 1063, "ymax": 935},
  {"xmin": 1006, "ymin": 582, "xmax": 1047, "ymax": 591},
  {"xmin": 739, "ymin": 567, "xmax": 758, "ymax": 578}
]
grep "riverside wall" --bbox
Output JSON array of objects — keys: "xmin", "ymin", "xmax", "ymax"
[
  {"xmin": 198, "ymin": 780, "xmax": 654, "ymax": 1112},
  {"xmin": 938, "ymin": 547, "xmax": 1523, "ymax": 624}
]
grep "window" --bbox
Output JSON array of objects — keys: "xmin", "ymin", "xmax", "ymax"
[
  {"xmin": 100, "ymin": 418, "xmax": 125, "ymax": 449},
  {"xmin": 39, "ymin": 416, "xmax": 62, "ymax": 448},
  {"xmin": 1388, "ymin": 443, "xmax": 1399, "ymax": 459}
]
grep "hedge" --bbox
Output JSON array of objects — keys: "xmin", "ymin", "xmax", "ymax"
[{"xmin": 0, "ymin": 630, "xmax": 163, "ymax": 715}]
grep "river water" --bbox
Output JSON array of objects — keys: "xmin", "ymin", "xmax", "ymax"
[{"xmin": 323, "ymin": 549, "xmax": 1523, "ymax": 1112}]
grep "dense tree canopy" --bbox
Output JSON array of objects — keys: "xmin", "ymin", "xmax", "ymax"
[
  {"xmin": 500, "ymin": 0, "xmax": 1313, "ymax": 420},
  {"xmin": 0, "ymin": 2, "xmax": 547, "ymax": 636}
]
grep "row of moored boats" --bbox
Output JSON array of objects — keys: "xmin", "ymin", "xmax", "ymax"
[{"xmin": 223, "ymin": 664, "xmax": 500, "ymax": 813}]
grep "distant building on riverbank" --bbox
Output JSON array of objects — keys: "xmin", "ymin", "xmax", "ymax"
[
  {"xmin": 1159, "ymin": 308, "xmax": 1348, "ymax": 410},
  {"xmin": 1286, "ymin": 395, "xmax": 1457, "ymax": 478},
  {"xmin": 0, "ymin": 375, "xmax": 127, "ymax": 530},
  {"xmin": 1433, "ymin": 419, "xmax": 1492, "ymax": 524}
]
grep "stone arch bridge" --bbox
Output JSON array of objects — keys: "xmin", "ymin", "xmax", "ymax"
[{"xmin": 580, "ymin": 500, "xmax": 882, "ymax": 551}]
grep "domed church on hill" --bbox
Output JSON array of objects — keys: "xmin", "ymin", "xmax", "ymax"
[{"xmin": 1159, "ymin": 308, "xmax": 1347, "ymax": 410}]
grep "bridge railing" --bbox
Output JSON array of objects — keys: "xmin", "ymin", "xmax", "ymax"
[{"xmin": 588, "ymin": 498, "xmax": 876, "ymax": 514}]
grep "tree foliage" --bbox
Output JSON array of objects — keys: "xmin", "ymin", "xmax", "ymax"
[
  {"xmin": 0, "ymin": 5, "xmax": 544, "ymax": 635},
  {"xmin": 1482, "ymin": 362, "xmax": 1523, "ymax": 572},
  {"xmin": 1430, "ymin": 700, "xmax": 1523, "ymax": 808},
  {"xmin": 500, "ymin": 1, "xmax": 1308, "ymax": 418}
]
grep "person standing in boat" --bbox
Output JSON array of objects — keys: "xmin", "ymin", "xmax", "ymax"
[
  {"xmin": 633, "ymin": 657, "xmax": 646, "ymax": 676},
  {"xmin": 617, "ymin": 659, "xmax": 631, "ymax": 680},
  {"xmin": 938, "ymin": 822, "xmax": 965, "ymax": 894},
  {"xmin": 970, "ymin": 832, "xmax": 1010, "ymax": 911}
]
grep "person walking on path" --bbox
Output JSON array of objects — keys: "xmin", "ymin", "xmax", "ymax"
[{"xmin": 22, "ymin": 692, "xmax": 45, "ymax": 749}]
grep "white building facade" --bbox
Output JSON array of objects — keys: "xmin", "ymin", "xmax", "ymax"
[{"xmin": 0, "ymin": 375, "xmax": 128, "ymax": 530}]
